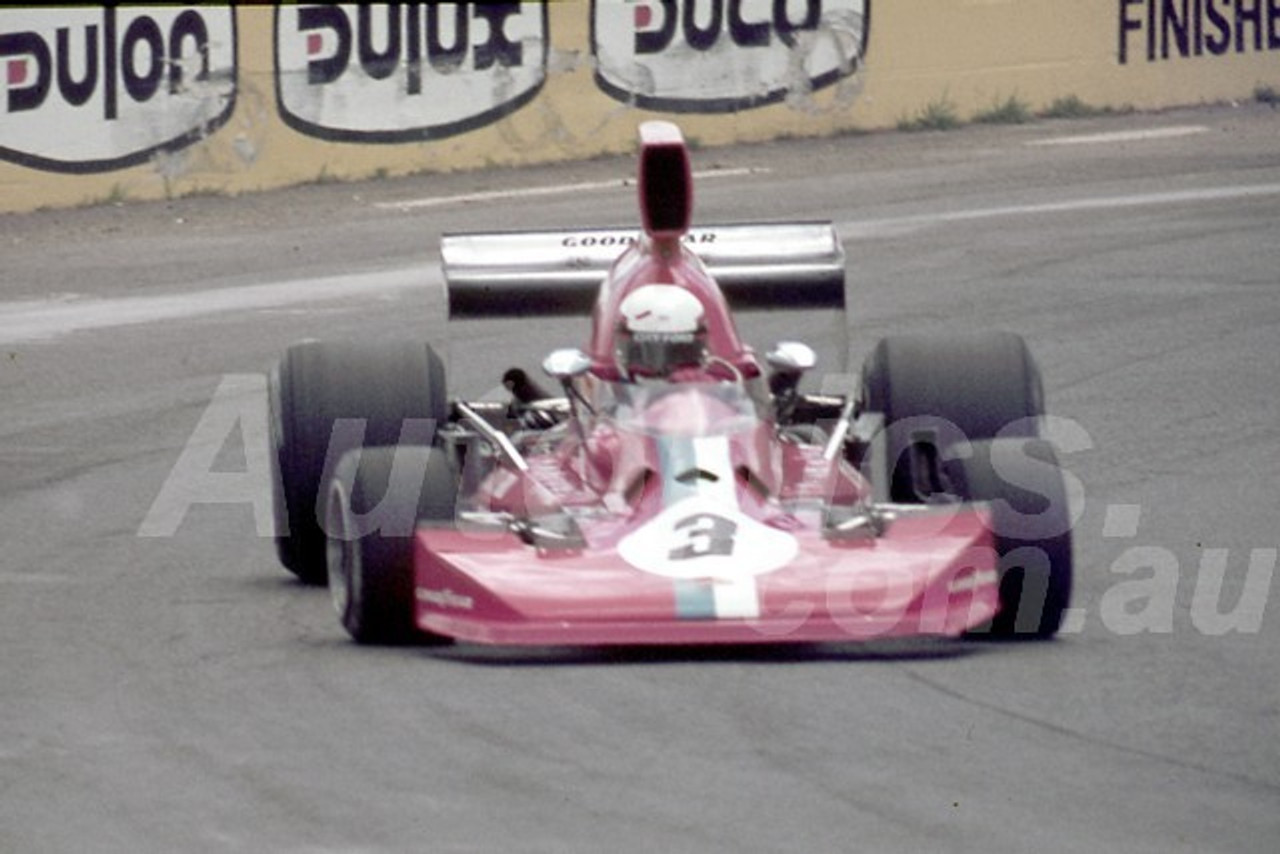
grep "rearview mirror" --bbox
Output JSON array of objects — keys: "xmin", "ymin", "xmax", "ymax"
[
  {"xmin": 766, "ymin": 341, "xmax": 817, "ymax": 374},
  {"xmin": 542, "ymin": 348, "xmax": 592, "ymax": 381}
]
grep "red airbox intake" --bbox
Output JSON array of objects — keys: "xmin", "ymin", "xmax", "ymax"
[{"xmin": 637, "ymin": 121, "xmax": 693, "ymax": 241}]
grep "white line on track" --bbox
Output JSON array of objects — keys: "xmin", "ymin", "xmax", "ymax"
[
  {"xmin": 3, "ymin": 182, "xmax": 1276, "ymax": 344},
  {"xmin": 372, "ymin": 167, "xmax": 764, "ymax": 211},
  {"xmin": 1027, "ymin": 125, "xmax": 1209, "ymax": 146},
  {"xmin": 0, "ymin": 573, "xmax": 78, "ymax": 585},
  {"xmin": 837, "ymin": 182, "xmax": 1280, "ymax": 239},
  {"xmin": 0, "ymin": 265, "xmax": 439, "ymax": 345}
]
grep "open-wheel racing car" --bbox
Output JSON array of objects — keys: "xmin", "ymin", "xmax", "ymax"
[{"xmin": 268, "ymin": 122, "xmax": 1073, "ymax": 646}]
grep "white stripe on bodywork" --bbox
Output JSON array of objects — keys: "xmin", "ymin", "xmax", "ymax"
[
  {"xmin": 712, "ymin": 575, "xmax": 761, "ymax": 620},
  {"xmin": 661, "ymin": 435, "xmax": 760, "ymax": 620},
  {"xmin": 690, "ymin": 436, "xmax": 737, "ymax": 503}
]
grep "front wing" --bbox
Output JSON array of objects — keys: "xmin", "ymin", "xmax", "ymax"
[{"xmin": 412, "ymin": 508, "xmax": 1001, "ymax": 646}]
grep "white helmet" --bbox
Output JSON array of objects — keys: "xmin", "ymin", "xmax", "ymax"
[{"xmin": 616, "ymin": 284, "xmax": 707, "ymax": 379}]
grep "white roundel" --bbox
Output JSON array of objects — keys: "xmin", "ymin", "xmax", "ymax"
[
  {"xmin": 619, "ymin": 285, "xmax": 704, "ymax": 334},
  {"xmin": 618, "ymin": 496, "xmax": 798, "ymax": 580}
]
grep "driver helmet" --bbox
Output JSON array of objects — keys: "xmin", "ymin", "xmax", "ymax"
[{"xmin": 616, "ymin": 284, "xmax": 708, "ymax": 380}]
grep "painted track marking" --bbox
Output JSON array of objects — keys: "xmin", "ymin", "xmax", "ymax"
[
  {"xmin": 0, "ymin": 265, "xmax": 439, "ymax": 344},
  {"xmin": 838, "ymin": 182, "xmax": 1280, "ymax": 239},
  {"xmin": 373, "ymin": 167, "xmax": 763, "ymax": 211},
  {"xmin": 1027, "ymin": 125, "xmax": 1209, "ymax": 146}
]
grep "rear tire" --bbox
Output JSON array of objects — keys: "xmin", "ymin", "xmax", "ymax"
[
  {"xmin": 944, "ymin": 438, "xmax": 1073, "ymax": 639},
  {"xmin": 861, "ymin": 332, "xmax": 1044, "ymax": 502},
  {"xmin": 269, "ymin": 340, "xmax": 447, "ymax": 584},
  {"xmin": 326, "ymin": 446, "xmax": 458, "ymax": 645}
]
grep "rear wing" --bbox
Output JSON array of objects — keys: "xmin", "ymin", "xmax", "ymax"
[{"xmin": 442, "ymin": 222, "xmax": 846, "ymax": 319}]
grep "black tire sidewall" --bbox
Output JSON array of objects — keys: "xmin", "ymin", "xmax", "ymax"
[
  {"xmin": 944, "ymin": 438, "xmax": 1073, "ymax": 638},
  {"xmin": 271, "ymin": 339, "xmax": 447, "ymax": 584},
  {"xmin": 329, "ymin": 446, "xmax": 458, "ymax": 645},
  {"xmin": 861, "ymin": 332, "xmax": 1044, "ymax": 502}
]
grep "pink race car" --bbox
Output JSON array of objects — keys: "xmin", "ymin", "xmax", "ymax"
[{"xmin": 269, "ymin": 122, "xmax": 1073, "ymax": 646}]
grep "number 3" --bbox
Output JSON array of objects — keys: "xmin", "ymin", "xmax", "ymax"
[{"xmin": 669, "ymin": 513, "xmax": 737, "ymax": 561}]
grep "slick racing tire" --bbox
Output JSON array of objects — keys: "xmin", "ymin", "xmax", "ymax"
[
  {"xmin": 943, "ymin": 438, "xmax": 1073, "ymax": 639},
  {"xmin": 269, "ymin": 339, "xmax": 447, "ymax": 584},
  {"xmin": 861, "ymin": 332, "xmax": 1044, "ymax": 503},
  {"xmin": 326, "ymin": 446, "xmax": 458, "ymax": 645}
]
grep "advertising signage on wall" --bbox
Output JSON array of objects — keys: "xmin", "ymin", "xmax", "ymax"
[
  {"xmin": 275, "ymin": 3, "xmax": 548, "ymax": 143},
  {"xmin": 0, "ymin": 7, "xmax": 236, "ymax": 173},
  {"xmin": 1118, "ymin": 0, "xmax": 1280, "ymax": 63},
  {"xmin": 592, "ymin": 0, "xmax": 868, "ymax": 112}
]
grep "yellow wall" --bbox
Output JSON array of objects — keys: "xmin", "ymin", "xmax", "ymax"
[
  {"xmin": 1, "ymin": 1, "xmax": 1274, "ymax": 213},
  {"xmin": 858, "ymin": 0, "xmax": 1277, "ymax": 125}
]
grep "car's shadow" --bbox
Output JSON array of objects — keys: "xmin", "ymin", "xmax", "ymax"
[{"xmin": 428, "ymin": 636, "xmax": 995, "ymax": 667}]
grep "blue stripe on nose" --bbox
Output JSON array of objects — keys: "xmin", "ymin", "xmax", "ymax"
[{"xmin": 674, "ymin": 578, "xmax": 716, "ymax": 619}]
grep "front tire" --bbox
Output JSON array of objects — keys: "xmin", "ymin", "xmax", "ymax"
[
  {"xmin": 944, "ymin": 438, "xmax": 1073, "ymax": 639},
  {"xmin": 861, "ymin": 332, "xmax": 1044, "ymax": 502},
  {"xmin": 269, "ymin": 339, "xmax": 447, "ymax": 584},
  {"xmin": 327, "ymin": 446, "xmax": 458, "ymax": 645}
]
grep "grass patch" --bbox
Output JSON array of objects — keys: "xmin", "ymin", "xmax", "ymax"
[
  {"xmin": 1038, "ymin": 95, "xmax": 1105, "ymax": 119},
  {"xmin": 974, "ymin": 95, "xmax": 1033, "ymax": 125},
  {"xmin": 897, "ymin": 96, "xmax": 962, "ymax": 132},
  {"xmin": 1255, "ymin": 84, "xmax": 1279, "ymax": 105},
  {"xmin": 99, "ymin": 184, "xmax": 130, "ymax": 206},
  {"xmin": 309, "ymin": 165, "xmax": 340, "ymax": 186},
  {"xmin": 181, "ymin": 185, "xmax": 228, "ymax": 199}
]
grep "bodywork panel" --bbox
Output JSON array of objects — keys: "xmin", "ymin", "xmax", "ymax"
[{"xmin": 414, "ymin": 506, "xmax": 999, "ymax": 645}]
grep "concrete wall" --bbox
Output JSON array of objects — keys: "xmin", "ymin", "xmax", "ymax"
[{"xmin": 1, "ymin": 1, "xmax": 1275, "ymax": 213}]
